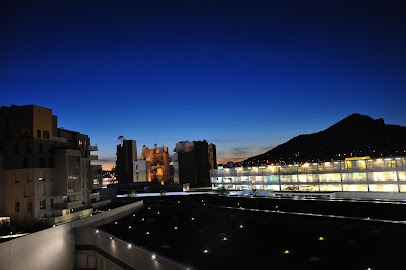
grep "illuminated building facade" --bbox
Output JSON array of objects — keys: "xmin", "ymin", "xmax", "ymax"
[
  {"xmin": 142, "ymin": 145, "xmax": 170, "ymax": 183},
  {"xmin": 211, "ymin": 157, "xmax": 406, "ymax": 193}
]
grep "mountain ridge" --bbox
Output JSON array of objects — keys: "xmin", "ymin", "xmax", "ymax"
[{"xmin": 235, "ymin": 114, "xmax": 406, "ymax": 167}]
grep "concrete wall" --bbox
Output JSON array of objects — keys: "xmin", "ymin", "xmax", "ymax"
[
  {"xmin": 0, "ymin": 200, "xmax": 144, "ymax": 270},
  {"xmin": 332, "ymin": 191, "xmax": 406, "ymax": 200},
  {"xmin": 75, "ymin": 227, "xmax": 191, "ymax": 270}
]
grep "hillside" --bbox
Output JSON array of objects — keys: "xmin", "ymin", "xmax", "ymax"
[{"xmin": 237, "ymin": 114, "xmax": 406, "ymax": 166}]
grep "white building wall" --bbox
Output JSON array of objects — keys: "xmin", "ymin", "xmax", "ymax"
[
  {"xmin": 134, "ymin": 160, "xmax": 150, "ymax": 182},
  {"xmin": 0, "ymin": 200, "xmax": 144, "ymax": 270}
]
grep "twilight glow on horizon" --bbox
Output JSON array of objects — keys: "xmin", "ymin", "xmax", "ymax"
[{"xmin": 1, "ymin": 0, "xmax": 405, "ymax": 170}]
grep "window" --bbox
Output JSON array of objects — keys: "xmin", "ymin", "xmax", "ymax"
[
  {"xmin": 15, "ymin": 202, "xmax": 20, "ymax": 213},
  {"xmin": 14, "ymin": 175, "xmax": 19, "ymax": 183},
  {"xmin": 40, "ymin": 200, "xmax": 46, "ymax": 210},
  {"xmin": 43, "ymin": 130, "xmax": 49, "ymax": 139},
  {"xmin": 23, "ymin": 157, "xmax": 28, "ymax": 168},
  {"xmin": 39, "ymin": 157, "xmax": 45, "ymax": 168},
  {"xmin": 39, "ymin": 143, "xmax": 43, "ymax": 153},
  {"xmin": 26, "ymin": 143, "xmax": 31, "ymax": 153},
  {"xmin": 37, "ymin": 130, "xmax": 41, "ymax": 138},
  {"xmin": 50, "ymin": 158, "xmax": 55, "ymax": 168},
  {"xmin": 78, "ymin": 140, "xmax": 83, "ymax": 146},
  {"xmin": 50, "ymin": 198, "xmax": 54, "ymax": 208},
  {"xmin": 27, "ymin": 201, "xmax": 32, "ymax": 212},
  {"xmin": 15, "ymin": 144, "xmax": 20, "ymax": 154}
]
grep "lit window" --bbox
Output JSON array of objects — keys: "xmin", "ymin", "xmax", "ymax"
[{"xmin": 40, "ymin": 200, "xmax": 46, "ymax": 210}]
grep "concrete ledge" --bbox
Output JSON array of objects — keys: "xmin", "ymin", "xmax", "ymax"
[
  {"xmin": 75, "ymin": 228, "xmax": 192, "ymax": 270},
  {"xmin": 332, "ymin": 192, "xmax": 406, "ymax": 200},
  {"xmin": 0, "ymin": 200, "xmax": 144, "ymax": 270}
]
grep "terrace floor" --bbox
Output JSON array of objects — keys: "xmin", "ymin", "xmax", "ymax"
[{"xmin": 100, "ymin": 195, "xmax": 406, "ymax": 270}]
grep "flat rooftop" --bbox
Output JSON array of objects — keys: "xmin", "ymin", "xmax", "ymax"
[{"xmin": 100, "ymin": 195, "xmax": 406, "ymax": 270}]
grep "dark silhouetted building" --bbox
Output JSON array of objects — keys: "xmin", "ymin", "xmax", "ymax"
[
  {"xmin": 116, "ymin": 140, "xmax": 137, "ymax": 183},
  {"xmin": 174, "ymin": 140, "xmax": 217, "ymax": 187}
]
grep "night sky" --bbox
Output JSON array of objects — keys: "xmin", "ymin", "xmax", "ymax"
[{"xmin": 1, "ymin": 0, "xmax": 405, "ymax": 169}]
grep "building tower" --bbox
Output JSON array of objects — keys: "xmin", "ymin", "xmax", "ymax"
[
  {"xmin": 116, "ymin": 139, "xmax": 137, "ymax": 183},
  {"xmin": 174, "ymin": 140, "xmax": 217, "ymax": 188}
]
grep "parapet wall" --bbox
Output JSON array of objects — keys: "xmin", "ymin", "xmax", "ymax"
[
  {"xmin": 75, "ymin": 228, "xmax": 191, "ymax": 270},
  {"xmin": 0, "ymin": 200, "xmax": 144, "ymax": 270},
  {"xmin": 331, "ymin": 192, "xmax": 406, "ymax": 200}
]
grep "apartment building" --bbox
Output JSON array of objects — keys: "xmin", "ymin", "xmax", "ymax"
[
  {"xmin": 0, "ymin": 105, "xmax": 102, "ymax": 225},
  {"xmin": 142, "ymin": 145, "xmax": 170, "ymax": 183}
]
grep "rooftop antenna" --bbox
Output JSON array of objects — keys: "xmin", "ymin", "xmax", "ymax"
[{"xmin": 118, "ymin": 136, "xmax": 124, "ymax": 146}]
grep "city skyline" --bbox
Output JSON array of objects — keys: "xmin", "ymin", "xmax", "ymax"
[{"xmin": 1, "ymin": 0, "xmax": 406, "ymax": 170}]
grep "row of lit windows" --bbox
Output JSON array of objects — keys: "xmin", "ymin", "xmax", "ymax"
[
  {"xmin": 213, "ymin": 172, "xmax": 406, "ymax": 183},
  {"xmin": 213, "ymin": 184, "xmax": 406, "ymax": 192},
  {"xmin": 214, "ymin": 158, "xmax": 406, "ymax": 175}
]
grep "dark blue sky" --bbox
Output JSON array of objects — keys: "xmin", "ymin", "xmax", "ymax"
[{"xmin": 1, "ymin": 0, "xmax": 405, "ymax": 169}]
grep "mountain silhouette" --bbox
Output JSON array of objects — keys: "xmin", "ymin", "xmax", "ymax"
[{"xmin": 238, "ymin": 114, "xmax": 406, "ymax": 166}]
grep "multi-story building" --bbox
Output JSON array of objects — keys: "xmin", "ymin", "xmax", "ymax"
[
  {"xmin": 174, "ymin": 140, "xmax": 217, "ymax": 187},
  {"xmin": 134, "ymin": 160, "xmax": 151, "ymax": 182},
  {"xmin": 142, "ymin": 145, "xmax": 170, "ymax": 183},
  {"xmin": 116, "ymin": 140, "xmax": 137, "ymax": 183},
  {"xmin": 210, "ymin": 156, "xmax": 406, "ymax": 193},
  {"xmin": 0, "ymin": 105, "xmax": 103, "ymax": 225}
]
